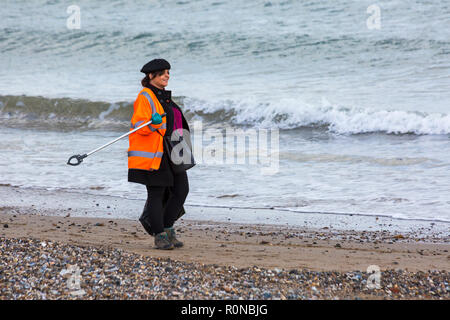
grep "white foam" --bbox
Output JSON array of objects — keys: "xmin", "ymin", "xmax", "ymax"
[
  {"xmin": 183, "ymin": 96, "xmax": 450, "ymax": 135},
  {"xmin": 99, "ymin": 103, "xmax": 121, "ymax": 120}
]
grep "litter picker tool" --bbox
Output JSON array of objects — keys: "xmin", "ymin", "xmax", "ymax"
[{"xmin": 67, "ymin": 113, "xmax": 166, "ymax": 166}]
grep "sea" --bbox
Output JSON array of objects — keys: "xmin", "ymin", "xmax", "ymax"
[{"xmin": 1, "ymin": 0, "xmax": 449, "ymax": 224}]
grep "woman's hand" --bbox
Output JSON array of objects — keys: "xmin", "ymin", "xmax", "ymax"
[{"xmin": 151, "ymin": 113, "xmax": 162, "ymax": 125}]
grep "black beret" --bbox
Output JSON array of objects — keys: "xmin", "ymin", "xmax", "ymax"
[{"xmin": 140, "ymin": 59, "xmax": 171, "ymax": 74}]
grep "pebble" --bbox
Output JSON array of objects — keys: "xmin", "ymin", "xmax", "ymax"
[{"xmin": 0, "ymin": 237, "xmax": 448, "ymax": 300}]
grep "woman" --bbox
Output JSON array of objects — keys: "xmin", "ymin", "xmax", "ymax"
[{"xmin": 128, "ymin": 58, "xmax": 191, "ymax": 250}]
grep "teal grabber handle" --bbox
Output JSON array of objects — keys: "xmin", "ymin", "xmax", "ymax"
[{"xmin": 67, "ymin": 113, "xmax": 166, "ymax": 166}]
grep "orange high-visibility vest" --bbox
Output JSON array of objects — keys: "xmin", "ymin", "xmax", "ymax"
[{"xmin": 128, "ymin": 87, "xmax": 167, "ymax": 171}]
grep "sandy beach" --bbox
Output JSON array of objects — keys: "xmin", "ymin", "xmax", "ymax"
[
  {"xmin": 1, "ymin": 210, "xmax": 449, "ymax": 273},
  {"xmin": 0, "ymin": 185, "xmax": 449, "ymax": 299}
]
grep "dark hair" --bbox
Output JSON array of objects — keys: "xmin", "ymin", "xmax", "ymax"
[{"xmin": 141, "ymin": 70, "xmax": 166, "ymax": 88}]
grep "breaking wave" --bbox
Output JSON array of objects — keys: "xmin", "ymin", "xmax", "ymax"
[
  {"xmin": 1, "ymin": 94, "xmax": 449, "ymax": 135},
  {"xmin": 183, "ymin": 96, "xmax": 450, "ymax": 135}
]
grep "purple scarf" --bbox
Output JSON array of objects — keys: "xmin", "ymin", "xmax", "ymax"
[{"xmin": 172, "ymin": 106, "xmax": 183, "ymax": 136}]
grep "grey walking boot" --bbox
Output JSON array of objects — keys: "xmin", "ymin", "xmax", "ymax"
[
  {"xmin": 164, "ymin": 227, "xmax": 184, "ymax": 248},
  {"xmin": 154, "ymin": 232, "xmax": 174, "ymax": 250}
]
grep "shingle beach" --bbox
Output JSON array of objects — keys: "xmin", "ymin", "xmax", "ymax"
[{"xmin": 1, "ymin": 208, "xmax": 448, "ymax": 300}]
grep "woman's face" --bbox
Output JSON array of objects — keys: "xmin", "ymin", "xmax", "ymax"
[{"xmin": 150, "ymin": 69, "xmax": 170, "ymax": 89}]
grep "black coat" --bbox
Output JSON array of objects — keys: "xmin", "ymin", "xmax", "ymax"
[{"xmin": 128, "ymin": 84, "xmax": 191, "ymax": 187}]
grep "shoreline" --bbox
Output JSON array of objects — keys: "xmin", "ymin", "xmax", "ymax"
[
  {"xmin": 1, "ymin": 185, "xmax": 449, "ymax": 236},
  {"xmin": 1, "ymin": 184, "xmax": 449, "ymax": 299},
  {"xmin": 0, "ymin": 184, "xmax": 449, "ymax": 272},
  {"xmin": 0, "ymin": 210, "xmax": 449, "ymax": 300},
  {"xmin": 1, "ymin": 209, "xmax": 448, "ymax": 273}
]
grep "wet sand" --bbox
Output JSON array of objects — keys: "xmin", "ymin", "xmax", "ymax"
[
  {"xmin": 1, "ymin": 209, "xmax": 448, "ymax": 272},
  {"xmin": 0, "ymin": 185, "xmax": 449, "ymax": 299}
]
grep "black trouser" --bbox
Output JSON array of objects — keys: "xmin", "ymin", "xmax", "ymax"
[{"xmin": 140, "ymin": 171, "xmax": 189, "ymax": 236}]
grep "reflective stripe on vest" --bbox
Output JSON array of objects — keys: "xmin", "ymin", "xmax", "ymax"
[
  {"xmin": 130, "ymin": 120, "xmax": 145, "ymax": 128},
  {"xmin": 130, "ymin": 121, "xmax": 166, "ymax": 131},
  {"xmin": 140, "ymin": 91, "xmax": 157, "ymax": 115},
  {"xmin": 128, "ymin": 150, "xmax": 164, "ymax": 159}
]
